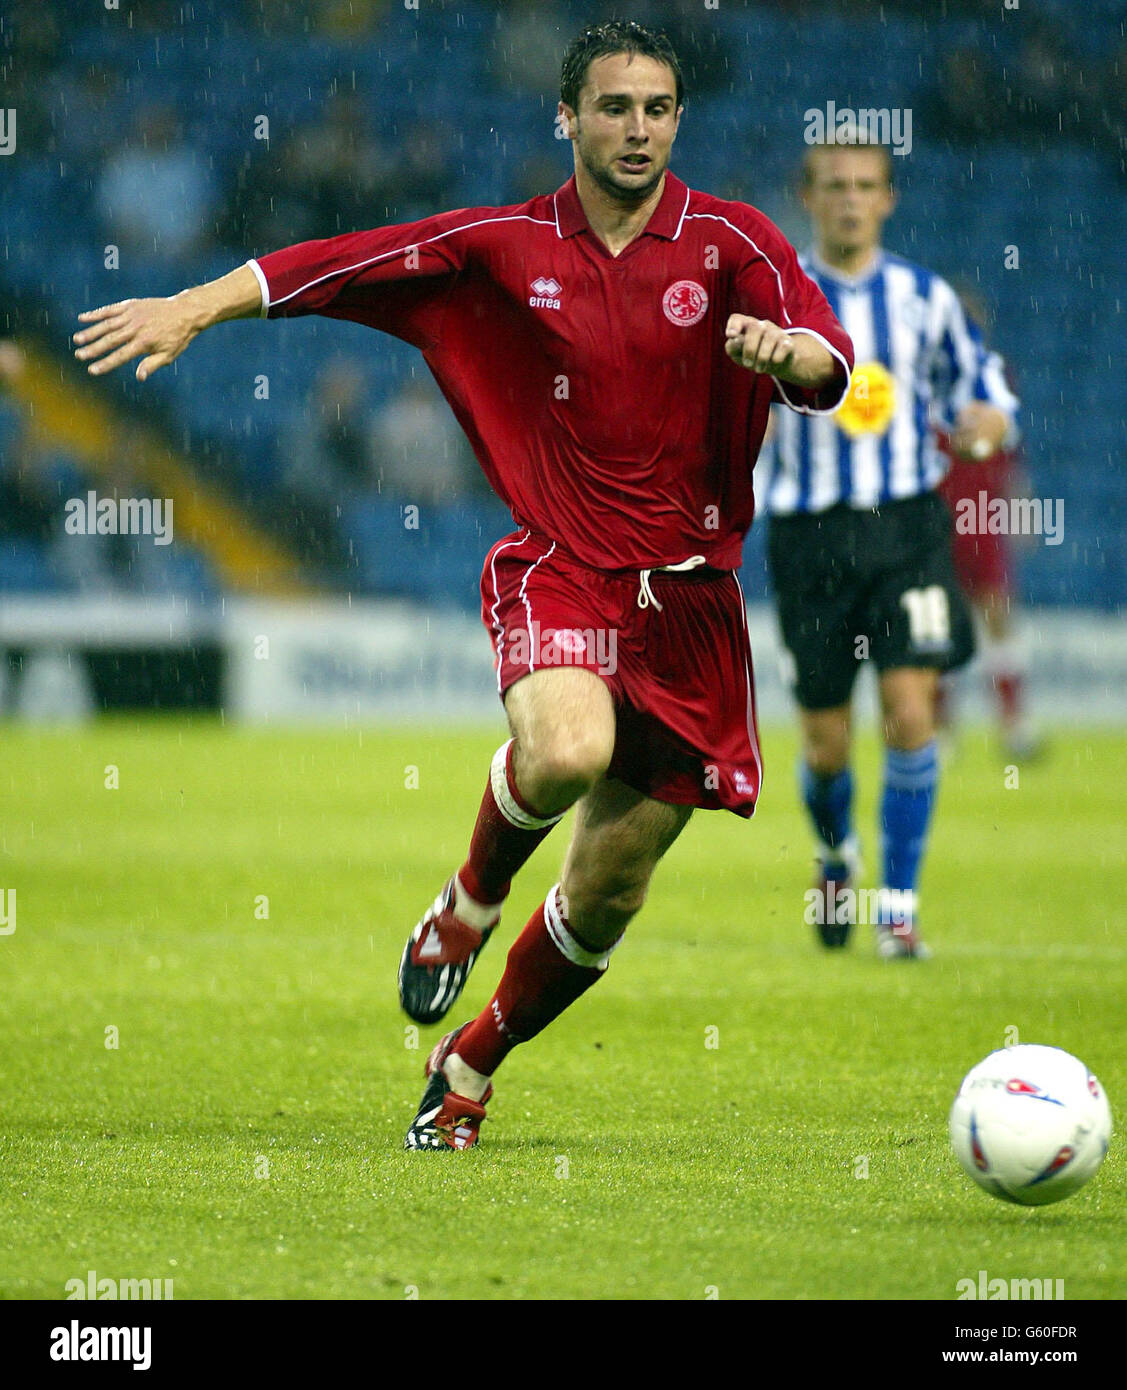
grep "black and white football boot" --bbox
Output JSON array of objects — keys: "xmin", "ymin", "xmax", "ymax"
[
  {"xmin": 404, "ymin": 1023, "xmax": 492, "ymax": 1151},
  {"xmin": 397, "ymin": 878, "xmax": 499, "ymax": 1026}
]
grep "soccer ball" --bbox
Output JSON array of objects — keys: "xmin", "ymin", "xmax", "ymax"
[{"xmin": 948, "ymin": 1044, "xmax": 1112, "ymax": 1206}]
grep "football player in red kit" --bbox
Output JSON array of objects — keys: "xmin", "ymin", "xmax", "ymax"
[
  {"xmin": 73, "ymin": 21, "xmax": 853, "ymax": 1150},
  {"xmin": 936, "ymin": 296, "xmax": 1042, "ymax": 760}
]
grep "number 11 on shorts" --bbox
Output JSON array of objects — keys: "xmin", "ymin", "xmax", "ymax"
[{"xmin": 900, "ymin": 585, "xmax": 950, "ymax": 652}]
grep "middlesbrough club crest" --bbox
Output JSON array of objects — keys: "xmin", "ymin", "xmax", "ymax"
[{"xmin": 662, "ymin": 279, "xmax": 709, "ymax": 326}]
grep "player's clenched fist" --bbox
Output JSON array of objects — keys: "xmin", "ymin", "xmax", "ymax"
[
  {"xmin": 73, "ymin": 296, "xmax": 200, "ymax": 381},
  {"xmin": 724, "ymin": 313, "xmax": 837, "ymax": 391},
  {"xmin": 725, "ymin": 314, "xmax": 795, "ymax": 373}
]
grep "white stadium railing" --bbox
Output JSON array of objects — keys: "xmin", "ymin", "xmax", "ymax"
[{"xmin": 0, "ymin": 596, "xmax": 1124, "ymax": 724}]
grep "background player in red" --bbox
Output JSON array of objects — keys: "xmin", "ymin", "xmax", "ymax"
[
  {"xmin": 72, "ymin": 21, "xmax": 852, "ymax": 1150},
  {"xmin": 936, "ymin": 291, "xmax": 1043, "ymax": 761}
]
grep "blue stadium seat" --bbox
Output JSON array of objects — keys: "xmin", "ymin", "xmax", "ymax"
[
  {"xmin": 341, "ymin": 495, "xmax": 513, "ymax": 606},
  {"xmin": 0, "ymin": 539, "xmax": 61, "ymax": 594},
  {"xmin": 341, "ymin": 496, "xmax": 423, "ymax": 597},
  {"xmin": 135, "ymin": 543, "xmax": 221, "ymax": 601},
  {"xmin": 424, "ymin": 498, "xmax": 515, "ymax": 609}
]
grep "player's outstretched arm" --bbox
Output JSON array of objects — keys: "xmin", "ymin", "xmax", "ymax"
[
  {"xmin": 724, "ymin": 314, "xmax": 840, "ymax": 391},
  {"xmin": 73, "ymin": 264, "xmax": 263, "ymax": 382}
]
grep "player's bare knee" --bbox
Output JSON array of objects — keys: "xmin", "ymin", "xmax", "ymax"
[
  {"xmin": 524, "ymin": 732, "xmax": 612, "ymax": 807},
  {"xmin": 883, "ymin": 702, "xmax": 934, "ymax": 750}
]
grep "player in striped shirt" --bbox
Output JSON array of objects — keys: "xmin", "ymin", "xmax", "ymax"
[{"xmin": 757, "ymin": 134, "xmax": 1018, "ymax": 959}]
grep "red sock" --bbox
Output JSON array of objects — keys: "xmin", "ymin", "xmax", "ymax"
[
  {"xmin": 994, "ymin": 672, "xmax": 1022, "ymax": 726},
  {"xmin": 454, "ymin": 887, "xmax": 611, "ymax": 1077},
  {"xmin": 458, "ymin": 740, "xmax": 562, "ymax": 907}
]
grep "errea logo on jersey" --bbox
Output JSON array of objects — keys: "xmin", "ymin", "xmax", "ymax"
[{"xmin": 529, "ymin": 276, "xmax": 562, "ymax": 310}]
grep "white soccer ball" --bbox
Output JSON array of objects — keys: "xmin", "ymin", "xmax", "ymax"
[{"xmin": 948, "ymin": 1044, "xmax": 1113, "ymax": 1206}]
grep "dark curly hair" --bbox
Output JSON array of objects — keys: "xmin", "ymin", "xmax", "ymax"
[{"xmin": 560, "ymin": 19, "xmax": 684, "ymax": 114}]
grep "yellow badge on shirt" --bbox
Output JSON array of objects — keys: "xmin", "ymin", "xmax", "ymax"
[{"xmin": 835, "ymin": 361, "xmax": 896, "ymax": 438}]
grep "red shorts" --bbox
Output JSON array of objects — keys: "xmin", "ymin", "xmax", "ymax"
[
  {"xmin": 480, "ymin": 529, "xmax": 763, "ymax": 817},
  {"xmin": 938, "ymin": 458, "xmax": 1013, "ymax": 598}
]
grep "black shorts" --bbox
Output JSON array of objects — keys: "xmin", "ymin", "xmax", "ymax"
[{"xmin": 767, "ymin": 491, "xmax": 975, "ymax": 711}]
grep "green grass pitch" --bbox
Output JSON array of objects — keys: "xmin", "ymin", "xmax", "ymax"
[{"xmin": 1, "ymin": 716, "xmax": 1124, "ymax": 1300}]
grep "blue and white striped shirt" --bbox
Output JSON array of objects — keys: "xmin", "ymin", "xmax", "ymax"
[{"xmin": 757, "ymin": 250, "xmax": 1019, "ymax": 515}]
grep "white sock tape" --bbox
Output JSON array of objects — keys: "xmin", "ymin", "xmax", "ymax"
[
  {"xmin": 490, "ymin": 740, "xmax": 564, "ymax": 831},
  {"xmin": 544, "ymin": 884, "xmax": 620, "ymax": 971}
]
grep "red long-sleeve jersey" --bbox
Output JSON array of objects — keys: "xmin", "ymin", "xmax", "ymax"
[{"xmin": 248, "ymin": 171, "xmax": 853, "ymax": 572}]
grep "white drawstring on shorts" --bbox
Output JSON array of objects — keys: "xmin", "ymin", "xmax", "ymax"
[{"xmin": 636, "ymin": 554, "xmax": 708, "ymax": 612}]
